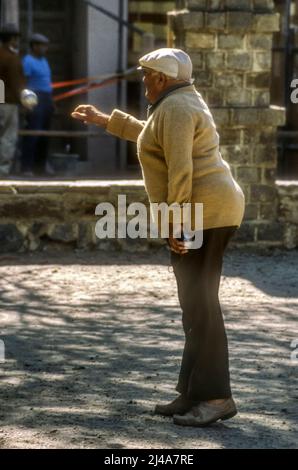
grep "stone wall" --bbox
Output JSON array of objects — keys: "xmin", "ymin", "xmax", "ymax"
[
  {"xmin": 277, "ymin": 181, "xmax": 298, "ymax": 249},
  {"xmin": 0, "ymin": 179, "xmax": 297, "ymax": 254},
  {"xmin": 168, "ymin": 0, "xmax": 287, "ymax": 246},
  {"xmin": 0, "ymin": 181, "xmax": 160, "ymax": 254}
]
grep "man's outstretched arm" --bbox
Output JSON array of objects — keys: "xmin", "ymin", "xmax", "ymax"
[{"xmin": 72, "ymin": 105, "xmax": 146, "ymax": 143}]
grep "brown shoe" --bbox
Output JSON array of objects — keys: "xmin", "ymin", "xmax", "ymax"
[
  {"xmin": 154, "ymin": 395, "xmax": 198, "ymax": 417},
  {"xmin": 173, "ymin": 398, "xmax": 237, "ymax": 427}
]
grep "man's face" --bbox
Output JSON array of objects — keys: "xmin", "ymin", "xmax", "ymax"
[
  {"xmin": 33, "ymin": 43, "xmax": 48, "ymax": 57},
  {"xmin": 142, "ymin": 68, "xmax": 166, "ymax": 104}
]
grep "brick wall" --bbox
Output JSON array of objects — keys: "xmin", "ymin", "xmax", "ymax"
[{"xmin": 0, "ymin": 178, "xmax": 297, "ymax": 254}]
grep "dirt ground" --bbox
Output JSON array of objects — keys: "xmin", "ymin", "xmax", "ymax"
[{"xmin": 0, "ymin": 248, "xmax": 297, "ymax": 449}]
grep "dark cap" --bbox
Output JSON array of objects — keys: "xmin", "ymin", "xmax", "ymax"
[
  {"xmin": 30, "ymin": 33, "xmax": 50, "ymax": 45},
  {"xmin": 0, "ymin": 23, "xmax": 21, "ymax": 37}
]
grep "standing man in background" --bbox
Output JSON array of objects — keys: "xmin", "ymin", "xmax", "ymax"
[
  {"xmin": 0, "ymin": 23, "xmax": 25, "ymax": 177},
  {"xmin": 21, "ymin": 33, "xmax": 54, "ymax": 177}
]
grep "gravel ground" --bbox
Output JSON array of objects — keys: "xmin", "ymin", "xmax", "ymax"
[{"xmin": 0, "ymin": 248, "xmax": 297, "ymax": 449}]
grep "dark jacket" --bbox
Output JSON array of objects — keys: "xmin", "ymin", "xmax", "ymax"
[{"xmin": 0, "ymin": 46, "xmax": 25, "ymax": 104}]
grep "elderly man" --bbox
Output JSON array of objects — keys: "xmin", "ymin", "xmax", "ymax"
[{"xmin": 72, "ymin": 48, "xmax": 245, "ymax": 427}]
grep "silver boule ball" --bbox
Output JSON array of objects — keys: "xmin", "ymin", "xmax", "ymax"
[{"xmin": 21, "ymin": 89, "xmax": 38, "ymax": 109}]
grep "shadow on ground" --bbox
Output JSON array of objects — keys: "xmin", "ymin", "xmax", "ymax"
[{"xmin": 0, "ymin": 249, "xmax": 297, "ymax": 448}]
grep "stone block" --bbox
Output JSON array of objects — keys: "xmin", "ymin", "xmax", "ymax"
[
  {"xmin": 176, "ymin": 11, "xmax": 205, "ymax": 31},
  {"xmin": 252, "ymin": 13, "xmax": 280, "ymax": 32},
  {"xmin": 212, "ymin": 108, "xmax": 231, "ymax": 126},
  {"xmin": 186, "ymin": 0, "xmax": 208, "ymax": 10},
  {"xmin": 206, "ymin": 12, "xmax": 226, "ymax": 31},
  {"xmin": 257, "ymin": 222, "xmax": 283, "ymax": 241},
  {"xmin": 232, "ymin": 108, "xmax": 260, "ymax": 126},
  {"xmin": 259, "ymin": 202, "xmax": 277, "ymax": 220},
  {"xmin": 186, "ymin": 32, "xmax": 216, "ymax": 49},
  {"xmin": 262, "ymin": 167, "xmax": 277, "ymax": 184},
  {"xmin": 253, "ymin": 145, "xmax": 277, "ymax": 166},
  {"xmin": 260, "ymin": 107, "xmax": 286, "ymax": 127},
  {"xmin": 237, "ymin": 166, "xmax": 261, "ymax": 183},
  {"xmin": 209, "ymin": 0, "xmax": 224, "ymax": 8},
  {"xmin": 0, "ymin": 196, "xmax": 65, "ymax": 222},
  {"xmin": 219, "ymin": 129, "xmax": 242, "ymax": 145},
  {"xmin": 253, "ymin": 51, "xmax": 272, "ymax": 71},
  {"xmin": 48, "ymin": 224, "xmax": 79, "ymax": 243},
  {"xmin": 214, "ymin": 72, "xmax": 243, "ymax": 88},
  {"xmin": 194, "ymin": 70, "xmax": 213, "ymax": 87},
  {"xmin": 218, "ymin": 34, "xmax": 245, "ymax": 49},
  {"xmin": 253, "ymin": 90, "xmax": 270, "ymax": 106},
  {"xmin": 244, "ymin": 204, "xmax": 259, "ymax": 221},
  {"xmin": 226, "ymin": 0, "xmax": 252, "ymax": 10},
  {"xmin": 233, "ymin": 223, "xmax": 256, "ymax": 242},
  {"xmin": 225, "ymin": 89, "xmax": 253, "ymax": 106},
  {"xmin": 243, "ymin": 128, "xmax": 276, "ymax": 145},
  {"xmin": 191, "ymin": 52, "xmax": 204, "ymax": 69},
  {"xmin": 64, "ymin": 194, "xmax": 102, "ymax": 220},
  {"xmin": 227, "ymin": 51, "xmax": 252, "ymax": 70},
  {"xmin": 28, "ymin": 223, "xmax": 52, "ymax": 241},
  {"xmin": 282, "ymin": 224, "xmax": 298, "ymax": 250},
  {"xmin": 220, "ymin": 145, "xmax": 252, "ymax": 165},
  {"xmin": 251, "ymin": 184, "xmax": 277, "ymax": 203},
  {"xmin": 78, "ymin": 223, "xmax": 96, "ymax": 249},
  {"xmin": 206, "ymin": 89, "xmax": 225, "ymax": 106},
  {"xmin": 277, "ymin": 182, "xmax": 298, "ymax": 223},
  {"xmin": 246, "ymin": 72, "xmax": 271, "ymax": 88},
  {"xmin": 232, "ymin": 107, "xmax": 285, "ymax": 127},
  {"xmin": 0, "ymin": 224, "xmax": 24, "ymax": 253},
  {"xmin": 227, "ymin": 12, "xmax": 253, "ymax": 31},
  {"xmin": 247, "ymin": 33, "xmax": 273, "ymax": 49},
  {"xmin": 206, "ymin": 51, "xmax": 226, "ymax": 69},
  {"xmin": 253, "ymin": 0, "xmax": 275, "ymax": 12}
]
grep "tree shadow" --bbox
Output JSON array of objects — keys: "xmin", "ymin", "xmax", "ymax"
[{"xmin": 0, "ymin": 250, "xmax": 297, "ymax": 448}]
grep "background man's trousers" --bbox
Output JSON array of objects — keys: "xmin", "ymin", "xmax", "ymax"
[
  {"xmin": 21, "ymin": 92, "xmax": 53, "ymax": 175},
  {"xmin": 0, "ymin": 104, "xmax": 18, "ymax": 177},
  {"xmin": 171, "ymin": 225, "xmax": 238, "ymax": 402}
]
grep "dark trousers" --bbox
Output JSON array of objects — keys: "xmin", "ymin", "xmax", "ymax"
[
  {"xmin": 21, "ymin": 92, "xmax": 54, "ymax": 174},
  {"xmin": 171, "ymin": 225, "xmax": 238, "ymax": 402}
]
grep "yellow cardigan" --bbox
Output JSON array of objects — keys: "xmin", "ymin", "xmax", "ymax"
[{"xmin": 106, "ymin": 84, "xmax": 245, "ymax": 231}]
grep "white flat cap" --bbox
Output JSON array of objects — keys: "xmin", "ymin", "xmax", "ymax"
[{"xmin": 138, "ymin": 48, "xmax": 194, "ymax": 83}]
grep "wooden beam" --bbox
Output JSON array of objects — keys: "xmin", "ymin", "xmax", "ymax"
[{"xmin": 19, "ymin": 130, "xmax": 101, "ymax": 138}]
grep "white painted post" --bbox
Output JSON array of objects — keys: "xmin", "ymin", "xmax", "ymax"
[{"xmin": 87, "ymin": 0, "xmax": 128, "ymax": 174}]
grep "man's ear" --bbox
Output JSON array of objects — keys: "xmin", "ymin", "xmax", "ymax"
[{"xmin": 159, "ymin": 73, "xmax": 168, "ymax": 86}]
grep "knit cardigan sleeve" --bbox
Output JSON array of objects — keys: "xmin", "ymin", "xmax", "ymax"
[{"xmin": 106, "ymin": 109, "xmax": 146, "ymax": 143}]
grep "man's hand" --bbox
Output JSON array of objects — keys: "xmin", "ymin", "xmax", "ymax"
[
  {"xmin": 168, "ymin": 224, "xmax": 189, "ymax": 255},
  {"xmin": 71, "ymin": 105, "xmax": 110, "ymax": 129}
]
